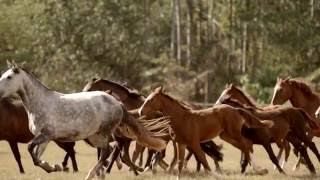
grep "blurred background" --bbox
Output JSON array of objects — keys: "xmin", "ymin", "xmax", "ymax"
[{"xmin": 0, "ymin": 0, "xmax": 319, "ymax": 104}]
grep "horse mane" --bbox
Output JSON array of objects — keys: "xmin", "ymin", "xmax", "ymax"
[
  {"xmin": 287, "ymin": 78, "xmax": 317, "ymax": 97},
  {"xmin": 230, "ymin": 85, "xmax": 258, "ymax": 108},
  {"xmin": 220, "ymin": 96, "xmax": 256, "ymax": 111},
  {"xmin": 19, "ymin": 67, "xmax": 51, "ymax": 91},
  {"xmin": 160, "ymin": 92, "xmax": 193, "ymax": 111},
  {"xmin": 97, "ymin": 78, "xmax": 144, "ymax": 98}
]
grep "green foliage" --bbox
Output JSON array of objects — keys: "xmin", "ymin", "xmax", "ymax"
[{"xmin": 0, "ymin": 0, "xmax": 319, "ymax": 102}]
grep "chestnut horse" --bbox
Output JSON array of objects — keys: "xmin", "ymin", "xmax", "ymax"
[
  {"xmin": 271, "ymin": 77, "xmax": 320, "ymax": 169},
  {"xmin": 139, "ymin": 87, "xmax": 274, "ymax": 176},
  {"xmin": 271, "ymin": 77, "xmax": 320, "ymax": 117},
  {"xmin": 216, "ymin": 84, "xmax": 320, "ymax": 174},
  {"xmin": 0, "ymin": 97, "xmax": 78, "ymax": 173},
  {"xmin": 83, "ymin": 78, "xmax": 223, "ymax": 172}
]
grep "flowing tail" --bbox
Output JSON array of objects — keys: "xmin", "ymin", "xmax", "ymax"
[
  {"xmin": 236, "ymin": 108, "xmax": 274, "ymax": 128},
  {"xmin": 200, "ymin": 141, "xmax": 223, "ymax": 161},
  {"xmin": 298, "ymin": 109, "xmax": 320, "ymax": 136},
  {"xmin": 121, "ymin": 105, "xmax": 167, "ymax": 151}
]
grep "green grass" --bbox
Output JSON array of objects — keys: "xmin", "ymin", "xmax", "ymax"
[{"xmin": 0, "ymin": 139, "xmax": 320, "ymax": 180}]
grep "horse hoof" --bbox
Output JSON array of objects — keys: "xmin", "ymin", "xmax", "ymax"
[
  {"xmin": 55, "ymin": 164, "xmax": 63, "ymax": 171},
  {"xmin": 63, "ymin": 166, "xmax": 70, "ymax": 172},
  {"xmin": 256, "ymin": 168, "xmax": 268, "ymax": 175},
  {"xmin": 215, "ymin": 169, "xmax": 222, "ymax": 174},
  {"xmin": 117, "ymin": 164, "xmax": 123, "ymax": 170},
  {"xmin": 152, "ymin": 168, "xmax": 157, "ymax": 174},
  {"xmin": 137, "ymin": 167, "xmax": 144, "ymax": 172}
]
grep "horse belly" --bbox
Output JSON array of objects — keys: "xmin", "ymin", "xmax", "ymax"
[{"xmin": 55, "ymin": 117, "xmax": 102, "ymax": 141}]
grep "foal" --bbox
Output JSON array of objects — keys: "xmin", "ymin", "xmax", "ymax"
[{"xmin": 139, "ymin": 87, "xmax": 273, "ymax": 176}]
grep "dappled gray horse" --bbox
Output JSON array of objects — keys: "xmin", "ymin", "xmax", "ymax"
[{"xmin": 0, "ymin": 62, "xmax": 166, "ymax": 180}]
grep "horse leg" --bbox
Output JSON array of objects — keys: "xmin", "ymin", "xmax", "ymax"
[
  {"xmin": 120, "ymin": 139, "xmax": 143, "ymax": 175},
  {"xmin": 115, "ymin": 156, "xmax": 123, "ymax": 170},
  {"xmin": 286, "ymin": 134, "xmax": 315, "ymax": 174},
  {"xmin": 138, "ymin": 147, "xmax": 145, "ymax": 167},
  {"xmin": 220, "ymin": 132, "xmax": 267, "ymax": 175},
  {"xmin": 200, "ymin": 141, "xmax": 222, "ymax": 173},
  {"xmin": 188, "ymin": 143, "xmax": 211, "ymax": 174},
  {"xmin": 157, "ymin": 150, "xmax": 169, "ymax": 170},
  {"xmin": 8, "ymin": 141, "xmax": 25, "ymax": 174},
  {"xmin": 144, "ymin": 149, "xmax": 155, "ymax": 171},
  {"xmin": 262, "ymin": 143, "xmax": 285, "ymax": 174},
  {"xmin": 177, "ymin": 143, "xmax": 187, "ymax": 177},
  {"xmin": 131, "ymin": 143, "xmax": 144, "ymax": 167},
  {"xmin": 274, "ymin": 145, "xmax": 284, "ymax": 170},
  {"xmin": 55, "ymin": 141, "xmax": 78, "ymax": 172},
  {"xmin": 121, "ymin": 139, "xmax": 143, "ymax": 173},
  {"xmin": 86, "ymin": 146, "xmax": 111, "ymax": 180},
  {"xmin": 240, "ymin": 152, "xmax": 249, "ymax": 174},
  {"xmin": 28, "ymin": 133, "xmax": 61, "ymax": 173},
  {"xmin": 97, "ymin": 148, "xmax": 101, "ymax": 160},
  {"xmin": 169, "ymin": 140, "xmax": 178, "ymax": 173},
  {"xmin": 106, "ymin": 143, "xmax": 123, "ymax": 174},
  {"xmin": 62, "ymin": 152, "xmax": 70, "ymax": 172},
  {"xmin": 184, "ymin": 149, "xmax": 193, "ymax": 169},
  {"xmin": 296, "ymin": 132, "xmax": 320, "ymax": 162}
]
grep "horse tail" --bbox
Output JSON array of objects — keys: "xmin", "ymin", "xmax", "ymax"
[
  {"xmin": 200, "ymin": 141, "xmax": 223, "ymax": 162},
  {"xmin": 236, "ymin": 108, "xmax": 274, "ymax": 128},
  {"xmin": 298, "ymin": 109, "xmax": 320, "ymax": 131},
  {"xmin": 121, "ymin": 105, "xmax": 167, "ymax": 151}
]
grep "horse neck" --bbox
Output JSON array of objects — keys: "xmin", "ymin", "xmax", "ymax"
[
  {"xmin": 159, "ymin": 95, "xmax": 189, "ymax": 121},
  {"xmin": 18, "ymin": 74, "xmax": 55, "ymax": 114},
  {"xmin": 235, "ymin": 94, "xmax": 258, "ymax": 109},
  {"xmin": 124, "ymin": 97, "xmax": 144, "ymax": 110},
  {"xmin": 290, "ymin": 88, "xmax": 320, "ymax": 115}
]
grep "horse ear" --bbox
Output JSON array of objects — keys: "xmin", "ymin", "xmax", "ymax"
[
  {"xmin": 155, "ymin": 86, "xmax": 163, "ymax": 93},
  {"xmin": 6, "ymin": 60, "xmax": 12, "ymax": 68},
  {"xmin": 230, "ymin": 83, "xmax": 235, "ymax": 88},
  {"xmin": 105, "ymin": 90, "xmax": 112, "ymax": 94},
  {"xmin": 225, "ymin": 83, "xmax": 230, "ymax": 89},
  {"xmin": 284, "ymin": 76, "xmax": 291, "ymax": 82}
]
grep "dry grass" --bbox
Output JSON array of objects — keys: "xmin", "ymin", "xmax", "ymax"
[{"xmin": 1, "ymin": 138, "xmax": 320, "ymax": 180}]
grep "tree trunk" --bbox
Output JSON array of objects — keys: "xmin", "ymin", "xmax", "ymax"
[
  {"xmin": 310, "ymin": 0, "xmax": 314, "ymax": 19},
  {"xmin": 170, "ymin": 0, "xmax": 176, "ymax": 59},
  {"xmin": 175, "ymin": 0, "xmax": 181, "ymax": 63},
  {"xmin": 242, "ymin": 22, "xmax": 247, "ymax": 73},
  {"xmin": 186, "ymin": 3, "xmax": 191, "ymax": 68}
]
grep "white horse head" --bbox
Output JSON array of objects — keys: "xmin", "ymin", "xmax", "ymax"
[{"xmin": 0, "ymin": 63, "xmax": 26, "ymax": 98}]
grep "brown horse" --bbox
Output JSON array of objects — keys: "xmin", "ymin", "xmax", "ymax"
[
  {"xmin": 83, "ymin": 78, "xmax": 224, "ymax": 173},
  {"xmin": 271, "ymin": 77, "xmax": 320, "ymax": 169},
  {"xmin": 0, "ymin": 97, "xmax": 78, "ymax": 173},
  {"xmin": 217, "ymin": 84, "xmax": 320, "ymax": 174},
  {"xmin": 271, "ymin": 77, "xmax": 320, "ymax": 117},
  {"xmin": 139, "ymin": 87, "xmax": 274, "ymax": 176}
]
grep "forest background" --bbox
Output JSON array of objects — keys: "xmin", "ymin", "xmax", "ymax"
[{"xmin": 0, "ymin": 0, "xmax": 319, "ymax": 104}]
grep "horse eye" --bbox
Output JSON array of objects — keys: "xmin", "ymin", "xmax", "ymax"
[{"xmin": 7, "ymin": 76, "xmax": 12, "ymax": 80}]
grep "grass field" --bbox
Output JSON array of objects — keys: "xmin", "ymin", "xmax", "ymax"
[{"xmin": 1, "ymin": 138, "xmax": 320, "ymax": 180}]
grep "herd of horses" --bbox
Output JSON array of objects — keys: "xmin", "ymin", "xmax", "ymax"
[{"xmin": 1, "ymin": 62, "xmax": 320, "ymax": 179}]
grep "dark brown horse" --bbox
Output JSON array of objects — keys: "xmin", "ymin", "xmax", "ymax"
[
  {"xmin": 0, "ymin": 97, "xmax": 78, "ymax": 173},
  {"xmin": 83, "ymin": 78, "xmax": 224, "ymax": 173},
  {"xmin": 217, "ymin": 84, "xmax": 320, "ymax": 174},
  {"xmin": 140, "ymin": 87, "xmax": 274, "ymax": 176}
]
